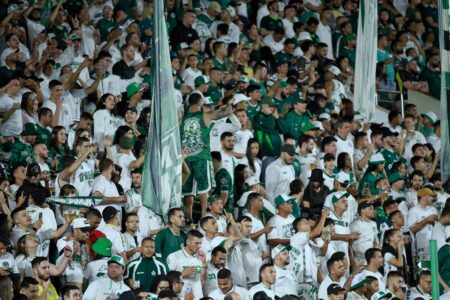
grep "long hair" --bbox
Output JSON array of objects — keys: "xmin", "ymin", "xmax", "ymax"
[
  {"xmin": 95, "ymin": 93, "xmax": 117, "ymax": 116},
  {"xmin": 245, "ymin": 138, "xmax": 260, "ymax": 173},
  {"xmin": 51, "ymin": 126, "xmax": 70, "ymax": 154},
  {"xmin": 234, "ymin": 164, "xmax": 248, "ymax": 202},
  {"xmin": 112, "ymin": 125, "xmax": 133, "ymax": 146}
]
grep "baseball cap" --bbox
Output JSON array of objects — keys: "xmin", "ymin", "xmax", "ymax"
[
  {"xmin": 382, "ymin": 197, "xmax": 401, "ymax": 209},
  {"xmin": 371, "ymin": 291, "xmax": 392, "ymax": 300},
  {"xmin": 388, "ymin": 172, "xmax": 406, "ymax": 184},
  {"xmin": 72, "ymin": 218, "xmax": 90, "ymax": 229},
  {"xmin": 343, "ymin": 33, "xmax": 357, "ymax": 44},
  {"xmin": 298, "ymin": 32, "xmax": 312, "ymax": 41},
  {"xmin": 237, "ymin": 75, "xmax": 249, "ymax": 83},
  {"xmin": 108, "ymin": 255, "xmax": 126, "ymax": 268},
  {"xmin": 194, "ymin": 75, "xmax": 209, "ymax": 86},
  {"xmin": 422, "ymin": 111, "xmax": 438, "ymax": 125},
  {"xmin": 369, "ymin": 153, "xmax": 386, "ymax": 165},
  {"xmin": 232, "ymin": 93, "xmax": 251, "ymax": 105},
  {"xmin": 125, "ymin": 106, "xmax": 137, "ymax": 114},
  {"xmin": 331, "ymin": 191, "xmax": 349, "ymax": 206},
  {"xmin": 318, "ymin": 113, "xmax": 331, "ymax": 121},
  {"xmin": 417, "ymin": 187, "xmax": 437, "ymax": 197},
  {"xmin": 335, "ymin": 171, "xmax": 350, "ymax": 185},
  {"xmin": 358, "ymin": 201, "xmax": 373, "ymax": 215},
  {"xmin": 203, "ymin": 96, "xmax": 214, "ymax": 105},
  {"xmin": 92, "ymin": 237, "xmax": 112, "ymax": 257},
  {"xmin": 274, "ymin": 194, "xmax": 294, "ymax": 207},
  {"xmin": 271, "ymin": 244, "xmax": 288, "ymax": 259},
  {"xmin": 245, "ymin": 176, "xmax": 260, "ymax": 187},
  {"xmin": 351, "ymin": 273, "xmax": 368, "ymax": 290},
  {"xmin": 26, "ymin": 163, "xmax": 41, "ymax": 177},
  {"xmin": 176, "ymin": 42, "xmax": 189, "ymax": 51},
  {"xmin": 381, "ymin": 127, "xmax": 399, "ymax": 138},
  {"xmin": 312, "ymin": 121, "xmax": 324, "ymax": 130},
  {"xmin": 280, "ymin": 144, "xmax": 296, "ymax": 156},
  {"xmin": 261, "ymin": 96, "xmax": 277, "ymax": 107},
  {"xmin": 21, "ymin": 123, "xmax": 38, "ymax": 136},
  {"xmin": 69, "ymin": 33, "xmax": 81, "ymax": 41},
  {"xmin": 119, "ymin": 136, "xmax": 134, "ymax": 150},
  {"xmin": 102, "ymin": 206, "xmax": 119, "ymax": 222},
  {"xmin": 126, "ymin": 82, "xmax": 144, "ymax": 98},
  {"xmin": 327, "ymin": 283, "xmax": 345, "ymax": 295},
  {"xmin": 327, "ymin": 65, "xmax": 341, "ymax": 76}
]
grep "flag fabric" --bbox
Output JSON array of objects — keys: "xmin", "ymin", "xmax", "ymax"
[
  {"xmin": 142, "ymin": 0, "xmax": 182, "ymax": 221},
  {"xmin": 439, "ymin": 0, "xmax": 450, "ymax": 182},
  {"xmin": 354, "ymin": 0, "xmax": 378, "ymax": 122}
]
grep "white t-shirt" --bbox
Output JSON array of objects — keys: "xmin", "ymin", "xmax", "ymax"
[
  {"xmin": 244, "ymin": 213, "xmax": 269, "ymax": 254},
  {"xmin": 167, "ymin": 248, "xmax": 204, "ymax": 300},
  {"xmin": 99, "ymin": 224, "xmax": 126, "ymax": 255},
  {"xmin": 82, "ymin": 277, "xmax": 130, "ymax": 300},
  {"xmin": 91, "ymin": 174, "xmax": 121, "ymax": 217},
  {"xmin": 93, "ymin": 109, "xmax": 124, "ymax": 144},
  {"xmin": 267, "ymin": 214, "xmax": 295, "ymax": 240},
  {"xmin": 209, "ymin": 285, "xmax": 249, "ymax": 300},
  {"xmin": 71, "ymin": 158, "xmax": 95, "ymax": 197},
  {"xmin": 407, "ymin": 205, "xmax": 438, "ymax": 258},
  {"xmin": 84, "ymin": 257, "xmax": 109, "ymax": 283},
  {"xmin": 234, "ymin": 129, "xmax": 253, "ymax": 155},
  {"xmin": 361, "ymin": 269, "xmax": 386, "ymax": 291},
  {"xmin": 239, "ymin": 237, "xmax": 262, "ymax": 284},
  {"xmin": 137, "ymin": 206, "xmax": 163, "ymax": 238},
  {"xmin": 182, "ymin": 67, "xmax": 203, "ymax": 90},
  {"xmin": 116, "ymin": 152, "xmax": 135, "ymax": 191},
  {"xmin": 0, "ymin": 93, "xmax": 22, "ymax": 137},
  {"xmin": 274, "ymin": 265, "xmax": 297, "ymax": 297},
  {"xmin": 350, "ymin": 219, "xmax": 379, "ymax": 265}
]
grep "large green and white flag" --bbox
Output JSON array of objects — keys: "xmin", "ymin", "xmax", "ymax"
[
  {"xmin": 142, "ymin": 0, "xmax": 182, "ymax": 221},
  {"xmin": 354, "ymin": 0, "xmax": 378, "ymax": 121},
  {"xmin": 439, "ymin": 0, "xmax": 450, "ymax": 182}
]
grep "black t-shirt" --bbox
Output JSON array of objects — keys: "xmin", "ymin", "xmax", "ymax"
[
  {"xmin": 112, "ymin": 60, "xmax": 136, "ymax": 80},
  {"xmin": 169, "ymin": 22, "xmax": 199, "ymax": 48}
]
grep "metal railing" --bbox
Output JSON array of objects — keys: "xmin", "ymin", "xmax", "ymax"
[{"xmin": 376, "ymin": 89, "xmax": 405, "ymax": 117}]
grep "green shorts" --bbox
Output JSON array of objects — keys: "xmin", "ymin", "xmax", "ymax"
[{"xmin": 182, "ymin": 159, "xmax": 215, "ymax": 196}]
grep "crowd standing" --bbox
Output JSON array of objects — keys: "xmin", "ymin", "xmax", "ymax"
[{"xmin": 0, "ymin": 0, "xmax": 447, "ymax": 300}]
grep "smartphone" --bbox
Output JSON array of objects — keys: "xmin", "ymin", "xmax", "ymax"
[{"xmin": 38, "ymin": 212, "xmax": 43, "ymax": 219}]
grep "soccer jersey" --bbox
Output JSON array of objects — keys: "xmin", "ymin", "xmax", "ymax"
[
  {"xmin": 155, "ymin": 227, "xmax": 187, "ymax": 261},
  {"xmin": 71, "ymin": 158, "xmax": 95, "ymax": 197},
  {"xmin": 267, "ymin": 214, "xmax": 295, "ymax": 240},
  {"xmin": 82, "ymin": 277, "xmax": 130, "ymax": 300},
  {"xmin": 84, "ymin": 257, "xmax": 109, "ymax": 283},
  {"xmin": 125, "ymin": 256, "xmax": 168, "ymax": 292}
]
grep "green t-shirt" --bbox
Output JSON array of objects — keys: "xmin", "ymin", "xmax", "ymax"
[
  {"xmin": 97, "ymin": 18, "xmax": 118, "ymax": 42},
  {"xmin": 419, "ymin": 66, "xmax": 440, "ymax": 99},
  {"xmin": 10, "ymin": 140, "xmax": 34, "ymax": 167},
  {"xmin": 359, "ymin": 171, "xmax": 384, "ymax": 196},
  {"xmin": 279, "ymin": 110, "xmax": 312, "ymax": 139},
  {"xmin": 253, "ymin": 112, "xmax": 282, "ymax": 157},
  {"xmin": 197, "ymin": 13, "xmax": 215, "ymax": 27},
  {"xmin": 155, "ymin": 227, "xmax": 187, "ymax": 261},
  {"xmin": 207, "ymin": 84, "xmax": 224, "ymax": 105},
  {"xmin": 214, "ymin": 168, "xmax": 234, "ymax": 212},
  {"xmin": 260, "ymin": 15, "xmax": 283, "ymax": 32},
  {"xmin": 380, "ymin": 147, "xmax": 406, "ymax": 175},
  {"xmin": 35, "ymin": 124, "xmax": 52, "ymax": 147},
  {"xmin": 247, "ymin": 102, "xmax": 261, "ymax": 124},
  {"xmin": 180, "ymin": 111, "xmax": 212, "ymax": 162}
]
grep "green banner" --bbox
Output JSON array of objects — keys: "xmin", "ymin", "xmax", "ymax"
[
  {"xmin": 142, "ymin": 0, "xmax": 182, "ymax": 222},
  {"xmin": 48, "ymin": 196, "xmax": 103, "ymax": 208}
]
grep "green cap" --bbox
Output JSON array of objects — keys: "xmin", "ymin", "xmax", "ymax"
[
  {"xmin": 119, "ymin": 136, "xmax": 134, "ymax": 150},
  {"xmin": 92, "ymin": 237, "xmax": 112, "ymax": 257},
  {"xmin": 274, "ymin": 194, "xmax": 294, "ymax": 207},
  {"xmin": 261, "ymin": 96, "xmax": 277, "ymax": 107},
  {"xmin": 203, "ymin": 96, "xmax": 214, "ymax": 105},
  {"xmin": 238, "ymin": 75, "xmax": 249, "ymax": 84},
  {"xmin": 300, "ymin": 122, "xmax": 319, "ymax": 134},
  {"xmin": 291, "ymin": 96, "xmax": 308, "ymax": 104},
  {"xmin": 370, "ymin": 291, "xmax": 392, "ymax": 300},
  {"xmin": 69, "ymin": 33, "xmax": 81, "ymax": 41},
  {"xmin": 126, "ymin": 82, "xmax": 144, "ymax": 98},
  {"xmin": 21, "ymin": 123, "xmax": 38, "ymax": 136},
  {"xmin": 343, "ymin": 33, "xmax": 357, "ymax": 44},
  {"xmin": 331, "ymin": 192, "xmax": 349, "ymax": 205},
  {"xmin": 194, "ymin": 75, "xmax": 209, "ymax": 86},
  {"xmin": 388, "ymin": 172, "xmax": 405, "ymax": 184},
  {"xmin": 108, "ymin": 255, "xmax": 126, "ymax": 268}
]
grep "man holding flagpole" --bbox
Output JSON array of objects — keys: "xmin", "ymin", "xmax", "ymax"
[{"xmin": 180, "ymin": 93, "xmax": 233, "ymax": 221}]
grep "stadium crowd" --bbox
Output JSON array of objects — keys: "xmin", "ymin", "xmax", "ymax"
[{"xmin": 0, "ymin": 0, "xmax": 447, "ymax": 300}]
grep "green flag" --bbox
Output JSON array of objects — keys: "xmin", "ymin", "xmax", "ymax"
[
  {"xmin": 142, "ymin": 0, "xmax": 182, "ymax": 221},
  {"xmin": 354, "ymin": 0, "xmax": 377, "ymax": 122},
  {"xmin": 439, "ymin": 0, "xmax": 450, "ymax": 182}
]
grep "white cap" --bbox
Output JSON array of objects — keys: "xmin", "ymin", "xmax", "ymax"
[
  {"xmin": 422, "ymin": 111, "xmax": 438, "ymax": 124},
  {"xmin": 354, "ymin": 111, "xmax": 365, "ymax": 122},
  {"xmin": 369, "ymin": 153, "xmax": 386, "ymax": 165},
  {"xmin": 271, "ymin": 245, "xmax": 288, "ymax": 259},
  {"xmin": 72, "ymin": 218, "xmax": 90, "ymax": 229},
  {"xmin": 225, "ymin": 6, "xmax": 236, "ymax": 17},
  {"xmin": 318, "ymin": 113, "xmax": 331, "ymax": 121},
  {"xmin": 232, "ymin": 93, "xmax": 251, "ymax": 105},
  {"xmin": 245, "ymin": 176, "xmax": 260, "ymax": 186},
  {"xmin": 327, "ymin": 65, "xmax": 341, "ymax": 76},
  {"xmin": 312, "ymin": 121, "xmax": 324, "ymax": 130},
  {"xmin": 335, "ymin": 171, "xmax": 350, "ymax": 184},
  {"xmin": 351, "ymin": 273, "xmax": 368, "ymax": 290},
  {"xmin": 298, "ymin": 32, "xmax": 312, "ymax": 41}
]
